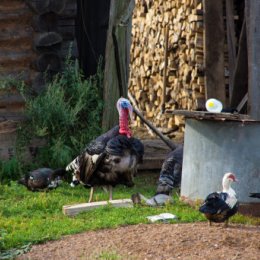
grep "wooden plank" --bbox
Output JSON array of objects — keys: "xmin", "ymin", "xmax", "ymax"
[
  {"xmin": 245, "ymin": 0, "xmax": 260, "ymax": 120},
  {"xmin": 203, "ymin": 0, "xmax": 226, "ymax": 105},
  {"xmin": 225, "ymin": 0, "xmax": 236, "ymax": 102},
  {"xmin": 236, "ymin": 93, "xmax": 248, "ymax": 113},
  {"xmin": 165, "ymin": 109, "xmax": 252, "ymax": 121},
  {"xmin": 102, "ymin": 0, "xmax": 135, "ymax": 131},
  {"xmin": 230, "ymin": 19, "xmax": 248, "ymax": 109},
  {"xmin": 161, "ymin": 26, "xmax": 169, "ymax": 113},
  {"xmin": 128, "ymin": 93, "xmax": 176, "ymax": 150},
  {"xmin": 63, "ymin": 199, "xmax": 133, "ymax": 216}
]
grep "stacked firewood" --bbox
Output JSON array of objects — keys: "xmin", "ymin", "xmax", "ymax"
[{"xmin": 129, "ymin": 0, "xmax": 205, "ymax": 132}]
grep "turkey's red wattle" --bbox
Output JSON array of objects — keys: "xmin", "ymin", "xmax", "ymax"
[{"xmin": 119, "ymin": 108, "xmax": 131, "ymax": 138}]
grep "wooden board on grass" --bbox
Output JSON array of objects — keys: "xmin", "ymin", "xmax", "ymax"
[{"xmin": 63, "ymin": 199, "xmax": 133, "ymax": 216}]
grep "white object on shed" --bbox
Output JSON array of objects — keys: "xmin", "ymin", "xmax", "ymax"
[{"xmin": 205, "ymin": 98, "xmax": 223, "ymax": 113}]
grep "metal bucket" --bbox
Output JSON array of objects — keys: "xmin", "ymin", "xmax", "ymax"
[{"xmin": 181, "ymin": 118, "xmax": 260, "ymax": 216}]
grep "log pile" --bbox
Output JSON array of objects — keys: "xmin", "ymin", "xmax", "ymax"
[{"xmin": 129, "ymin": 0, "xmax": 205, "ymax": 133}]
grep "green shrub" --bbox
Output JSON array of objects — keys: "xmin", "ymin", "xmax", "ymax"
[
  {"xmin": 0, "ymin": 58, "xmax": 104, "ymax": 184},
  {"xmin": 0, "ymin": 158, "xmax": 22, "ymax": 185},
  {"xmin": 17, "ymin": 58, "xmax": 104, "ymax": 168}
]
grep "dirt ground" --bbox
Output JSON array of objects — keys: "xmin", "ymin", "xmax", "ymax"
[{"xmin": 17, "ymin": 222, "xmax": 260, "ymax": 260}]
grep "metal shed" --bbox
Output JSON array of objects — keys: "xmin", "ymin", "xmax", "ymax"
[{"xmin": 165, "ymin": 0, "xmax": 260, "ymax": 216}]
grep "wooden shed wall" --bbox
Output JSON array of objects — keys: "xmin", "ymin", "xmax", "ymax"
[{"xmin": 0, "ymin": 0, "xmax": 77, "ymax": 160}]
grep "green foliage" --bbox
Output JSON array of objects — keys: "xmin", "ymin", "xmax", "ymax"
[
  {"xmin": 16, "ymin": 58, "xmax": 104, "ymax": 169},
  {"xmin": 0, "ymin": 172, "xmax": 258, "ymax": 257},
  {"xmin": 0, "ymin": 158, "xmax": 23, "ymax": 185},
  {"xmin": 0, "ymin": 76, "xmax": 26, "ymax": 93},
  {"xmin": 95, "ymin": 251, "xmax": 123, "ymax": 260}
]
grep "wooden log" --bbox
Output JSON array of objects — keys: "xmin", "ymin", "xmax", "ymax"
[
  {"xmin": 59, "ymin": 1, "xmax": 77, "ymax": 18},
  {"xmin": 63, "ymin": 199, "xmax": 133, "ymax": 216},
  {"xmin": 0, "ymin": 94, "xmax": 25, "ymax": 107},
  {"xmin": 25, "ymin": 0, "xmax": 50, "ymax": 14},
  {"xmin": 161, "ymin": 26, "xmax": 169, "ymax": 113},
  {"xmin": 230, "ymin": 20, "xmax": 248, "ymax": 109},
  {"xmin": 203, "ymin": 0, "xmax": 226, "ymax": 105},
  {"xmin": 32, "ymin": 13, "xmax": 58, "ymax": 32},
  {"xmin": 128, "ymin": 93, "xmax": 177, "ymax": 150},
  {"xmin": 34, "ymin": 32, "xmax": 62, "ymax": 48},
  {"xmin": 49, "ymin": 0, "xmax": 67, "ymax": 14},
  {"xmin": 34, "ymin": 52, "xmax": 61, "ymax": 72},
  {"xmin": 245, "ymin": 0, "xmax": 260, "ymax": 119},
  {"xmin": 0, "ymin": 28, "xmax": 33, "ymax": 42},
  {"xmin": 225, "ymin": 0, "xmax": 236, "ymax": 102}
]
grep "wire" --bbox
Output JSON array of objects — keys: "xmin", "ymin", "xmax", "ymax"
[{"xmin": 80, "ymin": 0, "xmax": 99, "ymax": 63}]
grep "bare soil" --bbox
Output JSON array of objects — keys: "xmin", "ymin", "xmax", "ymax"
[{"xmin": 17, "ymin": 222, "xmax": 260, "ymax": 260}]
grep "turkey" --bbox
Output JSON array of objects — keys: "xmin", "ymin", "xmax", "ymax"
[
  {"xmin": 66, "ymin": 97, "xmax": 144, "ymax": 202},
  {"xmin": 155, "ymin": 145, "xmax": 183, "ymax": 195},
  {"xmin": 131, "ymin": 145, "xmax": 183, "ymax": 207},
  {"xmin": 18, "ymin": 168, "xmax": 67, "ymax": 191},
  {"xmin": 249, "ymin": 193, "xmax": 260, "ymax": 199},
  {"xmin": 199, "ymin": 172, "xmax": 239, "ymax": 227}
]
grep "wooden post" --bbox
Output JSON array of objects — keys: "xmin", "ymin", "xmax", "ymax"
[
  {"xmin": 161, "ymin": 26, "xmax": 169, "ymax": 113},
  {"xmin": 128, "ymin": 93, "xmax": 177, "ymax": 150},
  {"xmin": 245, "ymin": 0, "xmax": 260, "ymax": 119},
  {"xmin": 203, "ymin": 0, "xmax": 226, "ymax": 105},
  {"xmin": 102, "ymin": 0, "xmax": 135, "ymax": 131},
  {"xmin": 225, "ymin": 0, "xmax": 236, "ymax": 103},
  {"xmin": 230, "ymin": 20, "xmax": 248, "ymax": 109}
]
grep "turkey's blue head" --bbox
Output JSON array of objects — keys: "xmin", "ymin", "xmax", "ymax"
[{"xmin": 116, "ymin": 97, "xmax": 133, "ymax": 138}]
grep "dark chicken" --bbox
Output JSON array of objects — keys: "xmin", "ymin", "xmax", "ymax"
[
  {"xmin": 18, "ymin": 168, "xmax": 67, "ymax": 191},
  {"xmin": 66, "ymin": 98, "xmax": 144, "ymax": 202},
  {"xmin": 199, "ymin": 172, "xmax": 239, "ymax": 227}
]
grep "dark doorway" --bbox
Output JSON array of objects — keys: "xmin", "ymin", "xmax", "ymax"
[{"xmin": 76, "ymin": 0, "xmax": 111, "ymax": 78}]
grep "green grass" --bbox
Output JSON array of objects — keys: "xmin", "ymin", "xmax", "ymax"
[{"xmin": 0, "ymin": 172, "xmax": 259, "ymax": 257}]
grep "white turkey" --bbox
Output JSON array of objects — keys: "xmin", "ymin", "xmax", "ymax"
[
  {"xmin": 66, "ymin": 97, "xmax": 144, "ymax": 202},
  {"xmin": 18, "ymin": 168, "xmax": 67, "ymax": 191},
  {"xmin": 199, "ymin": 172, "xmax": 239, "ymax": 227}
]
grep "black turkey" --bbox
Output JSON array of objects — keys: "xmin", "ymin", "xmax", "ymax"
[
  {"xmin": 18, "ymin": 168, "xmax": 67, "ymax": 191},
  {"xmin": 249, "ymin": 193, "xmax": 260, "ymax": 199},
  {"xmin": 131, "ymin": 145, "xmax": 183, "ymax": 206},
  {"xmin": 66, "ymin": 97, "xmax": 144, "ymax": 202},
  {"xmin": 199, "ymin": 172, "xmax": 239, "ymax": 227},
  {"xmin": 155, "ymin": 145, "xmax": 183, "ymax": 195}
]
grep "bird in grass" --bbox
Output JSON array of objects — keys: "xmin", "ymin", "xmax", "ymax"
[
  {"xmin": 18, "ymin": 168, "xmax": 67, "ymax": 191},
  {"xmin": 66, "ymin": 97, "xmax": 144, "ymax": 202},
  {"xmin": 199, "ymin": 172, "xmax": 239, "ymax": 227}
]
